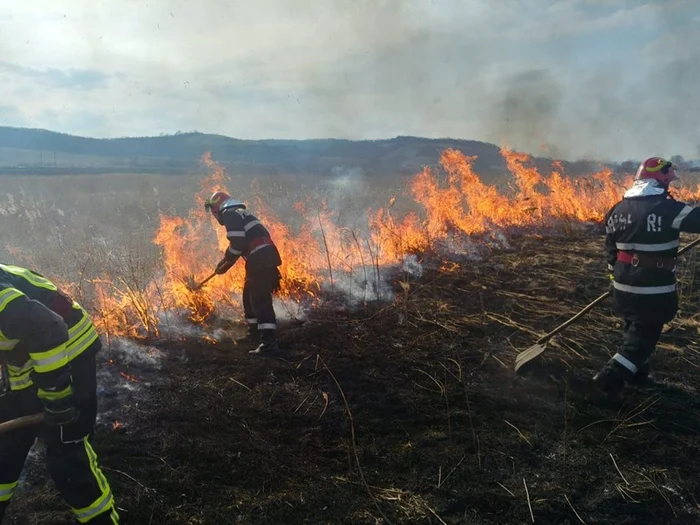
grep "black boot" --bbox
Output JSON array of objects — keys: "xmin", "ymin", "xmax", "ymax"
[
  {"xmin": 249, "ymin": 329, "xmax": 279, "ymax": 356},
  {"xmin": 630, "ymin": 362, "xmax": 657, "ymax": 389},
  {"xmin": 590, "ymin": 360, "xmax": 630, "ymax": 401}
]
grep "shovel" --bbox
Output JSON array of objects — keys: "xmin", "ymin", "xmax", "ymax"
[
  {"xmin": 514, "ymin": 236, "xmax": 700, "ymax": 372},
  {"xmin": 0, "ymin": 413, "xmax": 44, "ymax": 435},
  {"xmin": 514, "ymin": 292, "xmax": 610, "ymax": 372},
  {"xmin": 182, "ymin": 271, "xmax": 217, "ymax": 292}
]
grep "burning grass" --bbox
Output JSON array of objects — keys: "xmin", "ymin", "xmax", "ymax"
[
  {"xmin": 25, "ymin": 147, "xmax": 699, "ymax": 342},
  {"xmin": 3, "ymin": 147, "xmax": 700, "ymax": 344}
]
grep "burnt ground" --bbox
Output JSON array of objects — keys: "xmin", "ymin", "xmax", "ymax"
[{"xmin": 6, "ymin": 233, "xmax": 700, "ymax": 524}]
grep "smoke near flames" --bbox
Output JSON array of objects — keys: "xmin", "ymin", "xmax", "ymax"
[{"xmin": 85, "ymin": 147, "xmax": 700, "ymax": 339}]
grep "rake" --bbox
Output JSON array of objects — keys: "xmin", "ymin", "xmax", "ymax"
[
  {"xmin": 181, "ymin": 271, "xmax": 217, "ymax": 292},
  {"xmin": 514, "ymin": 236, "xmax": 700, "ymax": 372}
]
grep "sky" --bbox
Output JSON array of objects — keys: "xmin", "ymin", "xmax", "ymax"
[{"xmin": 0, "ymin": 0, "xmax": 698, "ymax": 161}]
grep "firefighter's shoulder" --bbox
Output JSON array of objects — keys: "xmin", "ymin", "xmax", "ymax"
[{"xmin": 662, "ymin": 198, "xmax": 700, "ymax": 232}]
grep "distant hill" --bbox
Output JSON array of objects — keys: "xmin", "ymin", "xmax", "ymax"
[{"xmin": 0, "ymin": 126, "xmax": 608, "ymax": 179}]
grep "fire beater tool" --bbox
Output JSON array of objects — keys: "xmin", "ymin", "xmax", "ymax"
[
  {"xmin": 514, "ymin": 236, "xmax": 700, "ymax": 372},
  {"xmin": 182, "ymin": 271, "xmax": 217, "ymax": 292},
  {"xmin": 0, "ymin": 413, "xmax": 44, "ymax": 435}
]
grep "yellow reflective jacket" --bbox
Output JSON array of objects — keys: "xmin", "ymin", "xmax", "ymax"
[{"xmin": 0, "ymin": 264, "xmax": 100, "ymax": 398}]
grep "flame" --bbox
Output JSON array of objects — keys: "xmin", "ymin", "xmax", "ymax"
[
  {"xmin": 112, "ymin": 421, "xmax": 122, "ymax": 430},
  {"xmin": 88, "ymin": 148, "xmax": 700, "ymax": 337},
  {"xmin": 119, "ymin": 371, "xmax": 140, "ymax": 383}
]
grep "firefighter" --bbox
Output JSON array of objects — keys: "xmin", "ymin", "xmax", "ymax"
[
  {"xmin": 594, "ymin": 157, "xmax": 700, "ymax": 396},
  {"xmin": 204, "ymin": 191, "xmax": 283, "ymax": 355},
  {"xmin": 0, "ymin": 265, "xmax": 119, "ymax": 524}
]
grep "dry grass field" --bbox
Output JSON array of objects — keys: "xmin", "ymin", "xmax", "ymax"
[{"xmin": 3, "ymin": 152, "xmax": 700, "ymax": 524}]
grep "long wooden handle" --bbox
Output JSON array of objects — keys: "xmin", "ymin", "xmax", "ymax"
[
  {"xmin": 536, "ymin": 292, "xmax": 610, "ymax": 344},
  {"xmin": 536, "ymin": 236, "xmax": 700, "ymax": 345},
  {"xmin": 0, "ymin": 413, "xmax": 44, "ymax": 435},
  {"xmin": 195, "ymin": 272, "xmax": 217, "ymax": 290},
  {"xmin": 678, "ymin": 237, "xmax": 700, "ymax": 257}
]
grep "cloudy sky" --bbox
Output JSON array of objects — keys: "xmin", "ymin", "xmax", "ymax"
[{"xmin": 0, "ymin": 0, "xmax": 698, "ymax": 160}]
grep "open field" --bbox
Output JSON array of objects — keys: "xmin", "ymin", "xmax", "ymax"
[{"xmin": 2, "ymin": 154, "xmax": 700, "ymax": 524}]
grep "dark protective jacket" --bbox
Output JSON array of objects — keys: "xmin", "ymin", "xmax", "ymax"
[
  {"xmin": 0, "ymin": 264, "xmax": 101, "ymax": 398},
  {"xmin": 605, "ymin": 180, "xmax": 700, "ymax": 323},
  {"xmin": 220, "ymin": 203, "xmax": 282, "ymax": 270}
]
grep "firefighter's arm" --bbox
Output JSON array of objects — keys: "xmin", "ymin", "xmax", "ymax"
[
  {"xmin": 0, "ymin": 288, "xmax": 78, "ymax": 426},
  {"xmin": 671, "ymin": 203, "xmax": 700, "ymax": 234},
  {"xmin": 604, "ymin": 210, "xmax": 618, "ymax": 271},
  {"xmin": 216, "ymin": 211, "xmax": 246, "ymax": 273}
]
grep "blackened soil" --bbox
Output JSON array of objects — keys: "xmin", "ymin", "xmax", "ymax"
[{"xmin": 7, "ymin": 234, "xmax": 700, "ymax": 524}]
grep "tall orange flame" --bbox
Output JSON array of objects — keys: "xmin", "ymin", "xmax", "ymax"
[{"xmin": 90, "ymin": 148, "xmax": 700, "ymax": 338}]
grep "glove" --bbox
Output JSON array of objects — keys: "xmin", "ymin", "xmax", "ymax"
[
  {"xmin": 608, "ymin": 274, "xmax": 614, "ymax": 294},
  {"xmin": 43, "ymin": 396, "xmax": 80, "ymax": 428},
  {"xmin": 215, "ymin": 258, "xmax": 234, "ymax": 275}
]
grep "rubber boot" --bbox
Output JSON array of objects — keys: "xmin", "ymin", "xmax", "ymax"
[
  {"xmin": 630, "ymin": 361, "xmax": 657, "ymax": 389},
  {"xmin": 249, "ymin": 329, "xmax": 279, "ymax": 356},
  {"xmin": 590, "ymin": 360, "xmax": 629, "ymax": 402}
]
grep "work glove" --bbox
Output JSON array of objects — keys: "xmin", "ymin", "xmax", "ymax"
[
  {"xmin": 42, "ymin": 395, "xmax": 80, "ymax": 428},
  {"xmin": 40, "ymin": 370, "xmax": 80, "ymax": 428},
  {"xmin": 215, "ymin": 258, "xmax": 234, "ymax": 275},
  {"xmin": 608, "ymin": 274, "xmax": 614, "ymax": 294}
]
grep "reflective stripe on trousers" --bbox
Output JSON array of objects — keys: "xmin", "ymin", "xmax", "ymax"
[
  {"xmin": 0, "ymin": 481, "xmax": 17, "ymax": 502},
  {"xmin": 71, "ymin": 438, "xmax": 119, "ymax": 523}
]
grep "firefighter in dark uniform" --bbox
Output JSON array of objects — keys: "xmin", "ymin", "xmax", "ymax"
[
  {"xmin": 204, "ymin": 191, "xmax": 283, "ymax": 355},
  {"xmin": 0, "ymin": 265, "xmax": 119, "ymax": 524},
  {"xmin": 594, "ymin": 157, "xmax": 700, "ymax": 396}
]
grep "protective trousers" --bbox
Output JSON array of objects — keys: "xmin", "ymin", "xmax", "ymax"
[
  {"xmin": 242, "ymin": 265, "xmax": 279, "ymax": 344},
  {"xmin": 608, "ymin": 320, "xmax": 664, "ymax": 379},
  {"xmin": 0, "ymin": 353, "xmax": 119, "ymax": 524}
]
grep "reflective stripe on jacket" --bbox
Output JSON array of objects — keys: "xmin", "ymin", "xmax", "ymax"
[{"xmin": 0, "ymin": 265, "xmax": 99, "ymax": 392}]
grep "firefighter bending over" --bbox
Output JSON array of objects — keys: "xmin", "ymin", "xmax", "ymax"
[
  {"xmin": 595, "ymin": 157, "xmax": 700, "ymax": 396},
  {"xmin": 0, "ymin": 264, "xmax": 119, "ymax": 524},
  {"xmin": 204, "ymin": 191, "xmax": 283, "ymax": 355}
]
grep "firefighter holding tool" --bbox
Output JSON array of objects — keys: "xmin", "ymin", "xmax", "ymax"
[
  {"xmin": 204, "ymin": 191, "xmax": 283, "ymax": 355},
  {"xmin": 594, "ymin": 157, "xmax": 700, "ymax": 397}
]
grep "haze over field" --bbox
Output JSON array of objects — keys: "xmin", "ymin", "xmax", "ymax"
[
  {"xmin": 4, "ymin": 3, "xmax": 700, "ymax": 524},
  {"xmin": 1, "ymin": 0, "xmax": 699, "ymax": 161}
]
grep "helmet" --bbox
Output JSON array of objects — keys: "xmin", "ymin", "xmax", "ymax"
[
  {"xmin": 634, "ymin": 157, "xmax": 678, "ymax": 185},
  {"xmin": 204, "ymin": 191, "xmax": 246, "ymax": 223},
  {"xmin": 204, "ymin": 191, "xmax": 231, "ymax": 218}
]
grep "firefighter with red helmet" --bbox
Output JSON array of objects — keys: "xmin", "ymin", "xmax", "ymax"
[
  {"xmin": 594, "ymin": 157, "xmax": 700, "ymax": 396},
  {"xmin": 204, "ymin": 191, "xmax": 283, "ymax": 355}
]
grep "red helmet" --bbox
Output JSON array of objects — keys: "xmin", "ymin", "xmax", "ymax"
[
  {"xmin": 635, "ymin": 157, "xmax": 678, "ymax": 185},
  {"xmin": 204, "ymin": 191, "xmax": 230, "ymax": 218}
]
